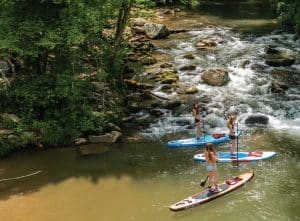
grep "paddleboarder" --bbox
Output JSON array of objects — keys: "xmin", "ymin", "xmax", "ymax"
[
  {"xmin": 204, "ymin": 143, "xmax": 219, "ymax": 192},
  {"xmin": 227, "ymin": 115, "xmax": 237, "ymax": 157},
  {"xmin": 192, "ymin": 103, "xmax": 202, "ymax": 140}
]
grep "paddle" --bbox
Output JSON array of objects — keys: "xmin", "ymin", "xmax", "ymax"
[
  {"xmin": 202, "ymin": 116, "xmax": 205, "ymax": 142},
  {"xmin": 236, "ymin": 122, "xmax": 239, "ymax": 166},
  {"xmin": 200, "ymin": 175, "xmax": 209, "ymax": 187}
]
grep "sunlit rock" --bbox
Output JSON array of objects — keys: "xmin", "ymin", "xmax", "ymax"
[
  {"xmin": 88, "ymin": 131, "xmax": 122, "ymax": 144},
  {"xmin": 195, "ymin": 38, "xmax": 217, "ymax": 50},
  {"xmin": 159, "ymin": 70, "xmax": 179, "ymax": 84},
  {"xmin": 144, "ymin": 23, "xmax": 170, "ymax": 39},
  {"xmin": 201, "ymin": 68, "xmax": 229, "ymax": 86}
]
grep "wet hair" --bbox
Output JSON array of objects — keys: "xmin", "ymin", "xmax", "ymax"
[
  {"xmin": 193, "ymin": 103, "xmax": 200, "ymax": 115},
  {"xmin": 205, "ymin": 143, "xmax": 216, "ymax": 161},
  {"xmin": 227, "ymin": 115, "xmax": 236, "ymax": 128}
]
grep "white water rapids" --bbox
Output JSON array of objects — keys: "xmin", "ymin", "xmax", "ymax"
[{"xmin": 139, "ymin": 27, "xmax": 300, "ymax": 140}]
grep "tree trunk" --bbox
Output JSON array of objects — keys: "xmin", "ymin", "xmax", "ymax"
[{"xmin": 109, "ymin": 0, "xmax": 134, "ymax": 75}]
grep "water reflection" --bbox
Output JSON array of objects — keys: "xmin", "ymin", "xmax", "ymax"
[{"xmin": 196, "ymin": 0, "xmax": 276, "ymax": 20}]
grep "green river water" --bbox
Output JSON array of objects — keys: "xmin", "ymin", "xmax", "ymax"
[{"xmin": 0, "ymin": 1, "xmax": 299, "ymax": 220}]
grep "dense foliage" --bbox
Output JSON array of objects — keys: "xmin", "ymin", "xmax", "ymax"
[
  {"xmin": 270, "ymin": 0, "xmax": 300, "ymax": 35},
  {"xmin": 0, "ymin": 0, "xmax": 134, "ymax": 156},
  {"xmin": 3, "ymin": 0, "xmax": 287, "ymax": 157}
]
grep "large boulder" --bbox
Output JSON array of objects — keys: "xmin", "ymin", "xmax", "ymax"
[
  {"xmin": 201, "ymin": 68, "xmax": 230, "ymax": 86},
  {"xmin": 144, "ymin": 23, "xmax": 170, "ymax": 39},
  {"xmin": 245, "ymin": 115, "xmax": 269, "ymax": 125},
  {"xmin": 265, "ymin": 57, "xmax": 295, "ymax": 67},
  {"xmin": 88, "ymin": 131, "xmax": 122, "ymax": 144}
]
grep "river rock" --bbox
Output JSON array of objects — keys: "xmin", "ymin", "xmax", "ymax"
[
  {"xmin": 178, "ymin": 85, "xmax": 198, "ymax": 94},
  {"xmin": 196, "ymin": 38, "xmax": 217, "ymax": 50},
  {"xmin": 134, "ymin": 114, "xmax": 155, "ymax": 127},
  {"xmin": 74, "ymin": 138, "xmax": 89, "ymax": 146},
  {"xmin": 104, "ymin": 123, "xmax": 122, "ymax": 132},
  {"xmin": 271, "ymin": 80, "xmax": 288, "ymax": 93},
  {"xmin": 7, "ymin": 134, "xmax": 18, "ymax": 143},
  {"xmin": 201, "ymin": 68, "xmax": 230, "ymax": 86},
  {"xmin": 160, "ymin": 70, "xmax": 178, "ymax": 84},
  {"xmin": 88, "ymin": 131, "xmax": 122, "ymax": 144},
  {"xmin": 264, "ymin": 45, "xmax": 280, "ymax": 54},
  {"xmin": 183, "ymin": 53, "xmax": 195, "ymax": 60},
  {"xmin": 185, "ymin": 86, "xmax": 198, "ymax": 94},
  {"xmin": 266, "ymin": 58, "xmax": 295, "ymax": 67},
  {"xmin": 131, "ymin": 26, "xmax": 146, "ymax": 35},
  {"xmin": 245, "ymin": 115, "xmax": 269, "ymax": 125},
  {"xmin": 144, "ymin": 23, "xmax": 170, "ymax": 39},
  {"xmin": 160, "ymin": 62, "xmax": 173, "ymax": 68},
  {"xmin": 140, "ymin": 55, "xmax": 157, "ymax": 65},
  {"xmin": 0, "ymin": 129, "xmax": 14, "ymax": 136},
  {"xmin": 179, "ymin": 64, "xmax": 196, "ymax": 71},
  {"xmin": 0, "ymin": 113, "xmax": 21, "ymax": 123},
  {"xmin": 132, "ymin": 18, "xmax": 148, "ymax": 26},
  {"xmin": 162, "ymin": 99, "xmax": 182, "ymax": 109},
  {"xmin": 265, "ymin": 54, "xmax": 295, "ymax": 67}
]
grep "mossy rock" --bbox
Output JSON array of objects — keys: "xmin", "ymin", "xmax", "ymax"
[
  {"xmin": 140, "ymin": 55, "xmax": 157, "ymax": 65},
  {"xmin": 160, "ymin": 70, "xmax": 178, "ymax": 84}
]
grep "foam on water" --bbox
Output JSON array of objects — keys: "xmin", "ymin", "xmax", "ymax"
[{"xmin": 143, "ymin": 27, "xmax": 300, "ymax": 139}]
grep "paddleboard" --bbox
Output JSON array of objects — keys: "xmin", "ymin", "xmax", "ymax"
[
  {"xmin": 167, "ymin": 130, "xmax": 243, "ymax": 148},
  {"xmin": 169, "ymin": 171, "xmax": 254, "ymax": 211},
  {"xmin": 193, "ymin": 151, "xmax": 276, "ymax": 162}
]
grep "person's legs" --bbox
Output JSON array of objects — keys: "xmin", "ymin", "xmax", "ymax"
[
  {"xmin": 230, "ymin": 138, "xmax": 237, "ymax": 154},
  {"xmin": 207, "ymin": 170, "xmax": 213, "ymax": 188},
  {"xmin": 196, "ymin": 122, "xmax": 201, "ymax": 138},
  {"xmin": 213, "ymin": 170, "xmax": 219, "ymax": 192}
]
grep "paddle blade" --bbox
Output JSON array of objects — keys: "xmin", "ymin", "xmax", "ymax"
[{"xmin": 200, "ymin": 175, "xmax": 209, "ymax": 187}]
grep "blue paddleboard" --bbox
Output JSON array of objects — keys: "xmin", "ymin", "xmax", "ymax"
[
  {"xmin": 167, "ymin": 130, "xmax": 243, "ymax": 148},
  {"xmin": 193, "ymin": 151, "xmax": 276, "ymax": 162}
]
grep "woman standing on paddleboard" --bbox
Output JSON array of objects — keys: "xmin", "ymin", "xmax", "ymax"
[
  {"xmin": 227, "ymin": 115, "xmax": 237, "ymax": 157},
  {"xmin": 204, "ymin": 144, "xmax": 219, "ymax": 192},
  {"xmin": 192, "ymin": 103, "xmax": 202, "ymax": 140}
]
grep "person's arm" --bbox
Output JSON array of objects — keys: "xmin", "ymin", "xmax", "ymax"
[{"xmin": 213, "ymin": 153, "xmax": 218, "ymax": 162}]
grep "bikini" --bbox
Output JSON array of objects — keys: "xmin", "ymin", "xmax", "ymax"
[
  {"xmin": 206, "ymin": 165, "xmax": 217, "ymax": 171},
  {"xmin": 229, "ymin": 124, "xmax": 236, "ymax": 139}
]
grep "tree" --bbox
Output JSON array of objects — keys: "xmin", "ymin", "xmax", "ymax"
[{"xmin": 270, "ymin": 0, "xmax": 300, "ymax": 35}]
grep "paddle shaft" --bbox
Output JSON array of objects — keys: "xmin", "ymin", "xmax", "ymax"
[
  {"xmin": 236, "ymin": 123, "xmax": 239, "ymax": 166},
  {"xmin": 200, "ymin": 175, "xmax": 209, "ymax": 187}
]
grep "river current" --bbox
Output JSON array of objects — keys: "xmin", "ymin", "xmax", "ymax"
[{"xmin": 0, "ymin": 1, "xmax": 299, "ymax": 221}]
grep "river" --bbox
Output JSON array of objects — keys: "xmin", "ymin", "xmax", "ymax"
[{"xmin": 0, "ymin": 1, "xmax": 300, "ymax": 220}]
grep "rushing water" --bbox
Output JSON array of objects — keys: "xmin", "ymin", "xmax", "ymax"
[{"xmin": 1, "ymin": 1, "xmax": 300, "ymax": 220}]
